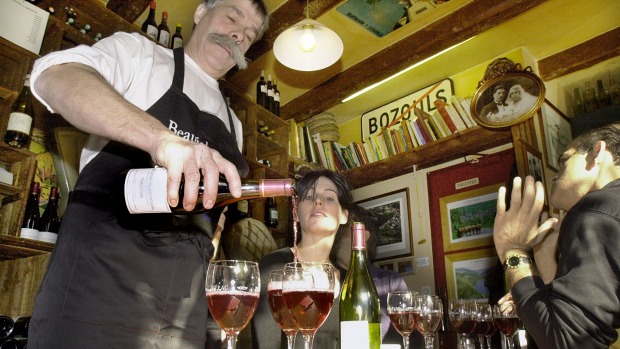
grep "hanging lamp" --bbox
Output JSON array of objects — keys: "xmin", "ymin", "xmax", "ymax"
[{"xmin": 273, "ymin": 1, "xmax": 343, "ymax": 71}]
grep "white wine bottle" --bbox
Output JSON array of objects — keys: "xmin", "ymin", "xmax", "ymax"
[
  {"xmin": 122, "ymin": 168, "xmax": 294, "ymax": 214},
  {"xmin": 339, "ymin": 222, "xmax": 381, "ymax": 349},
  {"xmin": 4, "ymin": 75, "xmax": 33, "ymax": 148}
]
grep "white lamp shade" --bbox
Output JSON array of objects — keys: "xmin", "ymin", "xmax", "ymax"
[{"xmin": 273, "ymin": 19, "xmax": 344, "ymax": 71}]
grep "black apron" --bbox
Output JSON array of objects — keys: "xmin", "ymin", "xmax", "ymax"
[{"xmin": 29, "ymin": 48, "xmax": 248, "ymax": 348}]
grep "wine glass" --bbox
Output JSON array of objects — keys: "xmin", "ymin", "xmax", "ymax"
[
  {"xmin": 387, "ymin": 291, "xmax": 419, "ymax": 349},
  {"xmin": 282, "ymin": 262, "xmax": 335, "ymax": 349},
  {"xmin": 268, "ymin": 269, "xmax": 298, "ymax": 349},
  {"xmin": 492, "ymin": 304, "xmax": 519, "ymax": 349},
  {"xmin": 416, "ymin": 295, "xmax": 444, "ymax": 349},
  {"xmin": 474, "ymin": 303, "xmax": 495, "ymax": 349},
  {"xmin": 205, "ymin": 260, "xmax": 260, "ymax": 349},
  {"xmin": 449, "ymin": 299, "xmax": 477, "ymax": 349}
]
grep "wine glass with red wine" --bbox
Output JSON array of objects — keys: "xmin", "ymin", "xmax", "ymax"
[
  {"xmin": 387, "ymin": 291, "xmax": 419, "ymax": 349},
  {"xmin": 282, "ymin": 262, "xmax": 335, "ymax": 349},
  {"xmin": 474, "ymin": 303, "xmax": 495, "ymax": 349},
  {"xmin": 205, "ymin": 260, "xmax": 261, "ymax": 349},
  {"xmin": 449, "ymin": 299, "xmax": 478, "ymax": 349},
  {"xmin": 416, "ymin": 294, "xmax": 444, "ymax": 349},
  {"xmin": 268, "ymin": 269, "xmax": 298, "ymax": 349},
  {"xmin": 492, "ymin": 304, "xmax": 520, "ymax": 349}
]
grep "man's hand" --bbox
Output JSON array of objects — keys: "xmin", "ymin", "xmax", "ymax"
[
  {"xmin": 151, "ymin": 132, "xmax": 241, "ymax": 211},
  {"xmin": 494, "ymin": 176, "xmax": 558, "ymax": 262}
]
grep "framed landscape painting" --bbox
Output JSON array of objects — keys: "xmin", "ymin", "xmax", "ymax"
[
  {"xmin": 356, "ymin": 188, "xmax": 412, "ymax": 260},
  {"xmin": 445, "ymin": 248, "xmax": 498, "ymax": 302}
]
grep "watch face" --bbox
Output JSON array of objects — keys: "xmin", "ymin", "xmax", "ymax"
[{"xmin": 508, "ymin": 256, "xmax": 521, "ymax": 267}]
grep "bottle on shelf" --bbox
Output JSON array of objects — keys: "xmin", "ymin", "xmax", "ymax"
[
  {"xmin": 37, "ymin": 186, "xmax": 60, "ymax": 234},
  {"xmin": 339, "ymin": 222, "xmax": 381, "ymax": 349},
  {"xmin": 264, "ymin": 197, "xmax": 278, "ymax": 228},
  {"xmin": 273, "ymin": 78, "xmax": 280, "ymax": 116},
  {"xmin": 266, "ymin": 74, "xmax": 274, "ymax": 112},
  {"xmin": 157, "ymin": 11, "xmax": 170, "ymax": 47},
  {"xmin": 79, "ymin": 24, "xmax": 91, "ymax": 34},
  {"xmin": 21, "ymin": 181, "xmax": 40, "ymax": 236},
  {"xmin": 572, "ymin": 87, "xmax": 585, "ymax": 117},
  {"xmin": 4, "ymin": 75, "xmax": 34, "ymax": 149},
  {"xmin": 256, "ymin": 70, "xmax": 267, "ymax": 107},
  {"xmin": 0, "ymin": 315, "xmax": 14, "ymax": 340},
  {"xmin": 171, "ymin": 23, "xmax": 183, "ymax": 49},
  {"xmin": 583, "ymin": 80, "xmax": 599, "ymax": 113},
  {"xmin": 122, "ymin": 168, "xmax": 295, "ymax": 214},
  {"xmin": 610, "ymin": 76, "xmax": 620, "ymax": 106},
  {"xmin": 65, "ymin": 7, "xmax": 76, "ymax": 26},
  {"xmin": 141, "ymin": 1, "xmax": 158, "ymax": 40},
  {"xmin": 595, "ymin": 79, "xmax": 611, "ymax": 108}
]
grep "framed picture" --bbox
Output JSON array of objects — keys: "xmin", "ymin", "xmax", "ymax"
[
  {"xmin": 440, "ymin": 184, "xmax": 502, "ymax": 252},
  {"xmin": 395, "ymin": 256, "xmax": 416, "ymax": 275},
  {"xmin": 539, "ymin": 99, "xmax": 572, "ymax": 171},
  {"xmin": 356, "ymin": 188, "xmax": 413, "ymax": 260},
  {"xmin": 522, "ymin": 142, "xmax": 545, "ymax": 184},
  {"xmin": 445, "ymin": 248, "xmax": 498, "ymax": 302},
  {"xmin": 471, "ymin": 71, "xmax": 545, "ymax": 128},
  {"xmin": 376, "ymin": 260, "xmax": 395, "ymax": 272}
]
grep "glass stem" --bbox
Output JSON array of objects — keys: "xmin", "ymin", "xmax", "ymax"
[
  {"xmin": 506, "ymin": 334, "xmax": 515, "ymax": 349},
  {"xmin": 425, "ymin": 334, "xmax": 435, "ymax": 349},
  {"xmin": 286, "ymin": 333, "xmax": 296, "ymax": 349},
  {"xmin": 485, "ymin": 335, "xmax": 492, "ymax": 349},
  {"xmin": 478, "ymin": 335, "xmax": 485, "ymax": 349},
  {"xmin": 303, "ymin": 333, "xmax": 315, "ymax": 349},
  {"xmin": 457, "ymin": 333, "xmax": 463, "ymax": 349},
  {"xmin": 226, "ymin": 334, "xmax": 237, "ymax": 349},
  {"xmin": 402, "ymin": 334, "xmax": 410, "ymax": 349}
]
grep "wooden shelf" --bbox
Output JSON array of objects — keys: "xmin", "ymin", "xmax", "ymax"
[
  {"xmin": 0, "ymin": 235, "xmax": 53, "ymax": 261},
  {"xmin": 341, "ymin": 127, "xmax": 512, "ymax": 188}
]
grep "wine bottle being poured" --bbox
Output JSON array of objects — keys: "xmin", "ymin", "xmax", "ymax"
[{"xmin": 123, "ymin": 168, "xmax": 295, "ymax": 214}]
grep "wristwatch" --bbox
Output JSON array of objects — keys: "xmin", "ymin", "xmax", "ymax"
[{"xmin": 503, "ymin": 255, "xmax": 533, "ymax": 270}]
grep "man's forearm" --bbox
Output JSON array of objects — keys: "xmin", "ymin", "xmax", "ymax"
[
  {"xmin": 503, "ymin": 249, "xmax": 539, "ymax": 287},
  {"xmin": 34, "ymin": 63, "xmax": 173, "ymax": 155}
]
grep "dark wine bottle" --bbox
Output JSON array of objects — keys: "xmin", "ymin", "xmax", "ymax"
[
  {"xmin": 11, "ymin": 317, "xmax": 30, "ymax": 338},
  {"xmin": 122, "ymin": 168, "xmax": 295, "ymax": 214},
  {"xmin": 141, "ymin": 1, "xmax": 158, "ymax": 40},
  {"xmin": 4, "ymin": 75, "xmax": 33, "ymax": 149},
  {"xmin": 595, "ymin": 79, "xmax": 611, "ymax": 108},
  {"xmin": 339, "ymin": 222, "xmax": 381, "ymax": 349},
  {"xmin": 36, "ymin": 186, "xmax": 59, "ymax": 234},
  {"xmin": 256, "ymin": 70, "xmax": 266, "ymax": 107},
  {"xmin": 157, "ymin": 11, "xmax": 170, "ymax": 47},
  {"xmin": 0, "ymin": 316, "xmax": 14, "ymax": 340},
  {"xmin": 273, "ymin": 78, "xmax": 280, "ymax": 116},
  {"xmin": 264, "ymin": 197, "xmax": 278, "ymax": 228},
  {"xmin": 21, "ymin": 182, "xmax": 40, "ymax": 230},
  {"xmin": 0, "ymin": 337, "xmax": 27, "ymax": 349},
  {"xmin": 171, "ymin": 23, "xmax": 183, "ymax": 49},
  {"xmin": 266, "ymin": 74, "xmax": 274, "ymax": 112}
]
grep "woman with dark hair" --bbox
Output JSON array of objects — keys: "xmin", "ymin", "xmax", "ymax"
[{"xmin": 251, "ymin": 169, "xmax": 354, "ymax": 349}]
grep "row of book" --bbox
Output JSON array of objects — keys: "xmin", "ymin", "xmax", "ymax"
[{"xmin": 289, "ymin": 95, "xmax": 478, "ymax": 172}]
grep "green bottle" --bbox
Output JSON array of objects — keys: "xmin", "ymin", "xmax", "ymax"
[{"xmin": 339, "ymin": 222, "xmax": 381, "ymax": 349}]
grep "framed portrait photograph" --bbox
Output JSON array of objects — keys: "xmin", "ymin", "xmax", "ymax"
[
  {"xmin": 356, "ymin": 188, "xmax": 413, "ymax": 260},
  {"xmin": 376, "ymin": 260, "xmax": 396, "ymax": 272},
  {"xmin": 440, "ymin": 184, "xmax": 502, "ymax": 252},
  {"xmin": 471, "ymin": 71, "xmax": 545, "ymax": 129},
  {"xmin": 394, "ymin": 256, "xmax": 416, "ymax": 275},
  {"xmin": 522, "ymin": 142, "xmax": 545, "ymax": 184},
  {"xmin": 538, "ymin": 99, "xmax": 572, "ymax": 171},
  {"xmin": 445, "ymin": 248, "xmax": 498, "ymax": 302}
]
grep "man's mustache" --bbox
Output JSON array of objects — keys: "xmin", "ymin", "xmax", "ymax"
[{"xmin": 208, "ymin": 33, "xmax": 250, "ymax": 70}]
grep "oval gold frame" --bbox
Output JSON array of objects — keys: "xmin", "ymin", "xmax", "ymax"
[{"xmin": 471, "ymin": 71, "xmax": 545, "ymax": 129}]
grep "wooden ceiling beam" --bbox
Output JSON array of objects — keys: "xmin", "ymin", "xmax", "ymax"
[{"xmin": 279, "ymin": 0, "xmax": 549, "ymax": 123}]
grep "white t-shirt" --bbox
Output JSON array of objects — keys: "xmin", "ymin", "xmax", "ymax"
[{"xmin": 30, "ymin": 32, "xmax": 243, "ymax": 171}]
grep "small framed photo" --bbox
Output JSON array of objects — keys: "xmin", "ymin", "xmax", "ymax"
[
  {"xmin": 394, "ymin": 257, "xmax": 416, "ymax": 275},
  {"xmin": 376, "ymin": 260, "xmax": 395, "ymax": 272},
  {"xmin": 471, "ymin": 71, "xmax": 545, "ymax": 128}
]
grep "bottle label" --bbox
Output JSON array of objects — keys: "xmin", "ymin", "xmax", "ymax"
[
  {"xmin": 260, "ymin": 85, "xmax": 267, "ymax": 93},
  {"xmin": 340, "ymin": 321, "xmax": 371, "ymax": 349},
  {"xmin": 124, "ymin": 168, "xmax": 171, "ymax": 214},
  {"xmin": 269, "ymin": 208, "xmax": 278, "ymax": 220},
  {"xmin": 146, "ymin": 25, "xmax": 158, "ymax": 40},
  {"xmin": 158, "ymin": 31, "xmax": 170, "ymax": 46},
  {"xmin": 172, "ymin": 37, "xmax": 183, "ymax": 49},
  {"xmin": 7, "ymin": 112, "xmax": 32, "ymax": 133},
  {"xmin": 268, "ymin": 89, "xmax": 274, "ymax": 97}
]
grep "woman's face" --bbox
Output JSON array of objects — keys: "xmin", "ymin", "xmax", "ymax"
[
  {"xmin": 297, "ymin": 176, "xmax": 348, "ymax": 238},
  {"xmin": 509, "ymin": 87, "xmax": 522, "ymax": 102}
]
